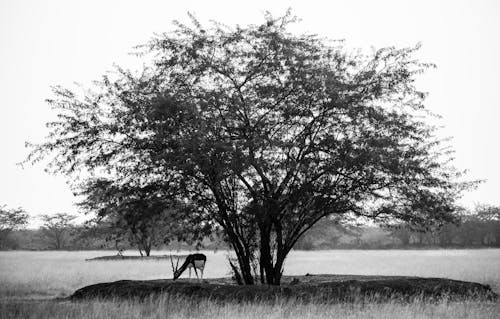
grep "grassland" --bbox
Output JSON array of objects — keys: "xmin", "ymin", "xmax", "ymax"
[
  {"xmin": 2, "ymin": 295, "xmax": 500, "ymax": 319},
  {"xmin": 1, "ymin": 249, "xmax": 499, "ymax": 318}
]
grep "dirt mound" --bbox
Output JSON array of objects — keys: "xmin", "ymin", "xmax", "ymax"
[{"xmin": 70, "ymin": 275, "xmax": 497, "ymax": 303}]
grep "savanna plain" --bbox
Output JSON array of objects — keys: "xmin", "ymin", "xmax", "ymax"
[{"xmin": 0, "ymin": 249, "xmax": 499, "ymax": 318}]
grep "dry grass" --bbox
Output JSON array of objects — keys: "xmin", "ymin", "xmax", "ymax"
[
  {"xmin": 1, "ymin": 295, "xmax": 499, "ymax": 319},
  {"xmin": 0, "ymin": 249, "xmax": 499, "ymax": 318}
]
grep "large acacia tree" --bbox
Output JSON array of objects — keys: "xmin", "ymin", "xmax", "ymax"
[{"xmin": 28, "ymin": 13, "xmax": 471, "ymax": 284}]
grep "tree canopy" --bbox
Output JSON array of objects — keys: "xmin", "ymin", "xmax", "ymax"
[
  {"xmin": 40, "ymin": 213, "xmax": 76, "ymax": 249},
  {"xmin": 27, "ymin": 12, "xmax": 472, "ymax": 284},
  {"xmin": 77, "ymin": 178, "xmax": 209, "ymax": 256},
  {"xmin": 0, "ymin": 205, "xmax": 29, "ymax": 248}
]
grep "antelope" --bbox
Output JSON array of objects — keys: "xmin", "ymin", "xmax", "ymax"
[{"xmin": 171, "ymin": 253, "xmax": 207, "ymax": 280}]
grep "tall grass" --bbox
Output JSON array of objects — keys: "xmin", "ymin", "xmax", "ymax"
[{"xmin": 1, "ymin": 295, "xmax": 499, "ymax": 319}]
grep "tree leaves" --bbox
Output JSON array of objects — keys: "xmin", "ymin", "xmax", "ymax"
[{"xmin": 26, "ymin": 12, "xmax": 475, "ymax": 284}]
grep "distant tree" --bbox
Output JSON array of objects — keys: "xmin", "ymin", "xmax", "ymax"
[
  {"xmin": 71, "ymin": 222, "xmax": 120, "ymax": 250},
  {"xmin": 0, "ymin": 205, "xmax": 29, "ymax": 248},
  {"xmin": 77, "ymin": 179, "xmax": 210, "ymax": 256},
  {"xmin": 295, "ymin": 217, "xmax": 350, "ymax": 249},
  {"xmin": 27, "ymin": 13, "xmax": 473, "ymax": 284},
  {"xmin": 475, "ymin": 205, "xmax": 500, "ymax": 246},
  {"xmin": 435, "ymin": 222, "xmax": 459, "ymax": 246},
  {"xmin": 386, "ymin": 206, "xmax": 500, "ymax": 248},
  {"xmin": 457, "ymin": 212, "xmax": 486, "ymax": 246},
  {"xmin": 40, "ymin": 213, "xmax": 76, "ymax": 249},
  {"xmin": 387, "ymin": 226, "xmax": 412, "ymax": 246}
]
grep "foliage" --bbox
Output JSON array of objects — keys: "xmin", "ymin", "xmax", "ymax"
[
  {"xmin": 0, "ymin": 205, "xmax": 29, "ymax": 249},
  {"xmin": 294, "ymin": 217, "xmax": 353, "ymax": 250},
  {"xmin": 40, "ymin": 213, "xmax": 76, "ymax": 249},
  {"xmin": 71, "ymin": 222, "xmax": 125, "ymax": 250},
  {"xmin": 387, "ymin": 205, "xmax": 500, "ymax": 247},
  {"xmin": 77, "ymin": 178, "xmax": 210, "ymax": 256},
  {"xmin": 27, "ymin": 12, "xmax": 473, "ymax": 284}
]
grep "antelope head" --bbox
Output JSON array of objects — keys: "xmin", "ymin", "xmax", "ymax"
[{"xmin": 170, "ymin": 255, "xmax": 181, "ymax": 280}]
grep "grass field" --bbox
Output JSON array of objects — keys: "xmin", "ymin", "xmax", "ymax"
[{"xmin": 1, "ymin": 249, "xmax": 499, "ymax": 318}]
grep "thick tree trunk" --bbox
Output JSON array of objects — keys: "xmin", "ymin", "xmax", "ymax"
[
  {"xmin": 258, "ymin": 223, "xmax": 287, "ymax": 285},
  {"xmin": 229, "ymin": 251, "xmax": 254, "ymax": 285},
  {"xmin": 259, "ymin": 250, "xmax": 286, "ymax": 285},
  {"xmin": 273, "ymin": 252, "xmax": 287, "ymax": 285},
  {"xmin": 228, "ymin": 259, "xmax": 243, "ymax": 285},
  {"xmin": 226, "ymin": 228, "xmax": 254, "ymax": 285},
  {"xmin": 226, "ymin": 221, "xmax": 291, "ymax": 285},
  {"xmin": 259, "ymin": 227, "xmax": 276, "ymax": 285},
  {"xmin": 239, "ymin": 252, "xmax": 254, "ymax": 284}
]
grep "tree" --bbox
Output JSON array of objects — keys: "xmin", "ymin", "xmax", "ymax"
[
  {"xmin": 0, "ymin": 205, "xmax": 29, "ymax": 248},
  {"xmin": 435, "ymin": 222, "xmax": 459, "ymax": 246},
  {"xmin": 387, "ymin": 226, "xmax": 412, "ymax": 246},
  {"xmin": 295, "ymin": 216, "xmax": 350, "ymax": 249},
  {"xmin": 77, "ymin": 178, "xmax": 209, "ymax": 256},
  {"xmin": 40, "ymin": 213, "xmax": 76, "ymax": 249},
  {"xmin": 475, "ymin": 205, "xmax": 500, "ymax": 246},
  {"xmin": 71, "ymin": 222, "xmax": 119, "ymax": 250},
  {"xmin": 27, "ymin": 12, "xmax": 472, "ymax": 284}
]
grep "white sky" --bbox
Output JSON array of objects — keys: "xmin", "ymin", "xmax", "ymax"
[{"xmin": 1, "ymin": 0, "xmax": 499, "ymax": 224}]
